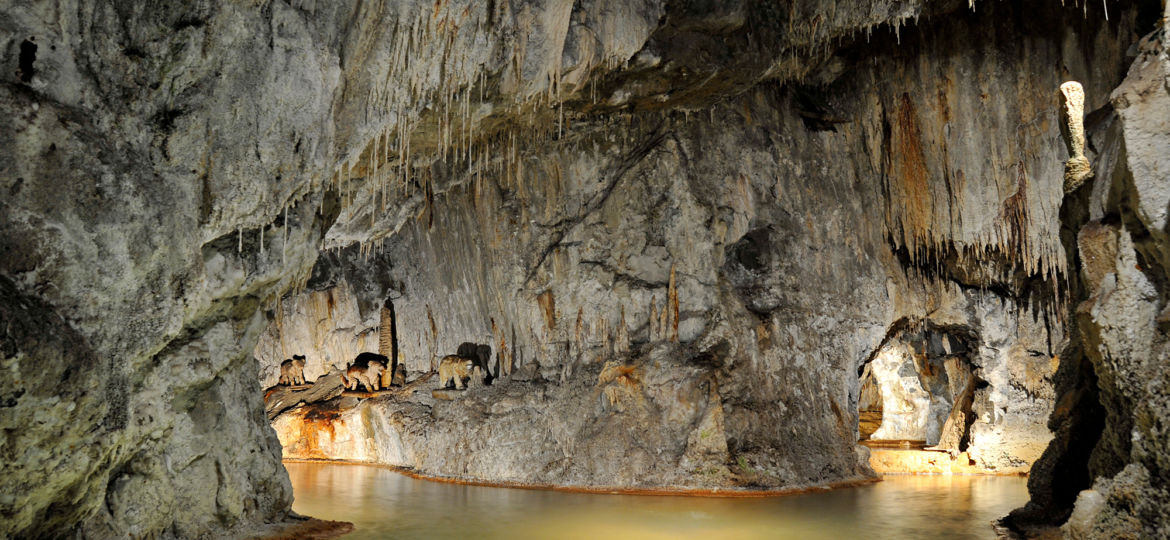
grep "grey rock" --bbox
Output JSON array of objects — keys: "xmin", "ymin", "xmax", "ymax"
[{"xmin": 2, "ymin": 0, "xmax": 1168, "ymax": 538}]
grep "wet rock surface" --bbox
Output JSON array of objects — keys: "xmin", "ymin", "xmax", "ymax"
[
  {"xmin": 1, "ymin": 0, "xmax": 1167, "ymax": 538},
  {"xmin": 274, "ymin": 344, "xmax": 805, "ymax": 490},
  {"xmin": 263, "ymin": 0, "xmax": 1148, "ymax": 492}
]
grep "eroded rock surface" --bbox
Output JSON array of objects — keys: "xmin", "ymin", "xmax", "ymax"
[
  {"xmin": 275, "ymin": 343, "xmax": 822, "ymax": 490},
  {"xmin": 262, "ymin": 0, "xmax": 1145, "ymax": 490},
  {"xmin": 2, "ymin": 0, "xmax": 1167, "ymax": 538}
]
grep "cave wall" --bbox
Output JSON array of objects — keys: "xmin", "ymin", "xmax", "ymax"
[
  {"xmin": 1024, "ymin": 8, "xmax": 1170, "ymax": 537},
  {"xmin": 2, "ymin": 0, "xmax": 1167, "ymax": 537},
  {"xmin": 264, "ymin": 0, "xmax": 1149, "ymax": 487},
  {"xmin": 2, "ymin": 0, "xmax": 954, "ymax": 536},
  {"xmin": 253, "ymin": 279, "xmax": 378, "ymax": 388},
  {"xmin": 0, "ymin": 1, "xmax": 339, "ymax": 536},
  {"xmin": 281, "ymin": 89, "xmax": 894, "ymax": 488}
]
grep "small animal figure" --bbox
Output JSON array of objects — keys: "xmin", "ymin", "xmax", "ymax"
[
  {"xmin": 456, "ymin": 342, "xmax": 494, "ymax": 385},
  {"xmin": 342, "ymin": 352, "xmax": 389, "ymax": 392},
  {"xmin": 279, "ymin": 355, "xmax": 306, "ymax": 385},
  {"xmin": 438, "ymin": 355, "xmax": 475, "ymax": 390}
]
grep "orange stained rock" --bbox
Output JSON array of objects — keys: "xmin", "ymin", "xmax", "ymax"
[
  {"xmin": 867, "ymin": 448, "xmax": 1029, "ymax": 476},
  {"xmin": 892, "ymin": 93, "xmax": 934, "ymax": 248},
  {"xmin": 537, "ymin": 290, "xmax": 557, "ymax": 330}
]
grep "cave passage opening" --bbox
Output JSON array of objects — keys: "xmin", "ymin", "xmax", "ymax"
[{"xmin": 858, "ymin": 322, "xmax": 984, "ymax": 455}]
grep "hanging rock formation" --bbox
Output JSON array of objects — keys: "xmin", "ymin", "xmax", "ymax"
[{"xmin": 2, "ymin": 0, "xmax": 1168, "ymax": 538}]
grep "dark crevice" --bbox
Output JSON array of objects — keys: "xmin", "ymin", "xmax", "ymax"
[
  {"xmin": 578, "ymin": 260, "xmax": 669, "ymax": 290},
  {"xmin": 17, "ymin": 39, "xmax": 37, "ymax": 84},
  {"xmin": 792, "ymin": 86, "xmax": 850, "ymax": 131}
]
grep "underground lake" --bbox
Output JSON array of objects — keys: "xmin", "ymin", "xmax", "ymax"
[
  {"xmin": 286, "ymin": 461, "xmax": 1029, "ymax": 539},
  {"xmin": 5, "ymin": 0, "xmax": 1168, "ymax": 538}
]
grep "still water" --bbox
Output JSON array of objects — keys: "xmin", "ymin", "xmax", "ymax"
[{"xmin": 287, "ymin": 461, "xmax": 1028, "ymax": 539}]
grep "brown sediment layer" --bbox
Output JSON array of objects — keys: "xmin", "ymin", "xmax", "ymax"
[
  {"xmin": 859, "ymin": 439, "xmax": 929, "ymax": 449},
  {"xmin": 282, "ymin": 459, "xmax": 879, "ymax": 498},
  {"xmin": 248, "ymin": 517, "xmax": 354, "ymax": 540}
]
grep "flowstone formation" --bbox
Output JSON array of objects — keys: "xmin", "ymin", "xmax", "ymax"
[{"xmin": 2, "ymin": 0, "xmax": 1168, "ymax": 538}]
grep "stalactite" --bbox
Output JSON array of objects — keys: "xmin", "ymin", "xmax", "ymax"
[
  {"xmin": 649, "ymin": 296, "xmax": 659, "ymax": 342},
  {"xmin": 427, "ymin": 304, "xmax": 438, "ymax": 372},
  {"xmin": 616, "ymin": 306, "xmax": 629, "ymax": 355},
  {"xmin": 574, "ymin": 307, "xmax": 584, "ymax": 361},
  {"xmin": 669, "ymin": 265, "xmax": 679, "ymax": 343}
]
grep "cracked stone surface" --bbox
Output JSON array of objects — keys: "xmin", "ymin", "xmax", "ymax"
[{"xmin": 2, "ymin": 0, "xmax": 1167, "ymax": 538}]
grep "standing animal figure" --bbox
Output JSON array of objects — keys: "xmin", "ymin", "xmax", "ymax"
[
  {"xmin": 438, "ymin": 355, "xmax": 476, "ymax": 389},
  {"xmin": 456, "ymin": 342, "xmax": 494, "ymax": 385},
  {"xmin": 278, "ymin": 355, "xmax": 306, "ymax": 385},
  {"xmin": 342, "ymin": 352, "xmax": 390, "ymax": 392}
]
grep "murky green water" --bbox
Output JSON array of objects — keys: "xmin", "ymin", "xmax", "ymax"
[{"xmin": 287, "ymin": 461, "xmax": 1028, "ymax": 539}]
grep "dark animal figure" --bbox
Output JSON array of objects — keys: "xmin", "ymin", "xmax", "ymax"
[
  {"xmin": 456, "ymin": 342, "xmax": 493, "ymax": 385},
  {"xmin": 279, "ymin": 354, "xmax": 306, "ymax": 385},
  {"xmin": 342, "ymin": 352, "xmax": 392, "ymax": 392}
]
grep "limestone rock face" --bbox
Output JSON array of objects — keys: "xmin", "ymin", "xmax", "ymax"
[
  {"xmin": 1006, "ymin": 7, "xmax": 1170, "ymax": 537},
  {"xmin": 2, "ymin": 0, "xmax": 1168, "ymax": 538},
  {"xmin": 1055, "ymin": 15, "xmax": 1170, "ymax": 536},
  {"xmin": 253, "ymin": 281, "xmax": 379, "ymax": 388},
  {"xmin": 866, "ymin": 341, "xmax": 948, "ymax": 444},
  {"xmin": 262, "ymin": 0, "xmax": 1145, "ymax": 490}
]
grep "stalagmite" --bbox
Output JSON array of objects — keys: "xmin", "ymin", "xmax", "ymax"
[
  {"xmin": 499, "ymin": 332, "xmax": 510, "ymax": 378},
  {"xmin": 427, "ymin": 305, "xmax": 438, "ymax": 372},
  {"xmin": 1059, "ymin": 81, "xmax": 1092, "ymax": 193},
  {"xmin": 379, "ymin": 297, "xmax": 398, "ymax": 388},
  {"xmin": 659, "ymin": 295, "xmax": 669, "ymax": 341},
  {"xmin": 668, "ymin": 265, "xmax": 679, "ymax": 343},
  {"xmin": 491, "ymin": 317, "xmax": 507, "ymax": 378}
]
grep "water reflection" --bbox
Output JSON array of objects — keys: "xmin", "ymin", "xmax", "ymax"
[{"xmin": 287, "ymin": 462, "xmax": 1026, "ymax": 540}]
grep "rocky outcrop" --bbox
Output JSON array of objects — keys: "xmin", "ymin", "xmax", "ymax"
[
  {"xmin": 263, "ymin": 0, "xmax": 1152, "ymax": 489},
  {"xmin": 264, "ymin": 370, "xmax": 347, "ymax": 421},
  {"xmin": 275, "ymin": 345, "xmax": 761, "ymax": 489},
  {"xmin": 2, "ymin": 0, "xmax": 1167, "ymax": 538},
  {"xmin": 1010, "ymin": 11, "xmax": 1170, "ymax": 538},
  {"xmin": 1001, "ymin": 6, "xmax": 1170, "ymax": 537},
  {"xmin": 254, "ymin": 281, "xmax": 380, "ymax": 388},
  {"xmin": 2, "ymin": 1, "xmax": 341, "ymax": 536}
]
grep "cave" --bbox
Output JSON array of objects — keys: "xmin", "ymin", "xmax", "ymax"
[
  {"xmin": 3, "ymin": 0, "xmax": 1169, "ymax": 538},
  {"xmin": 858, "ymin": 322, "xmax": 989, "ymax": 470}
]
